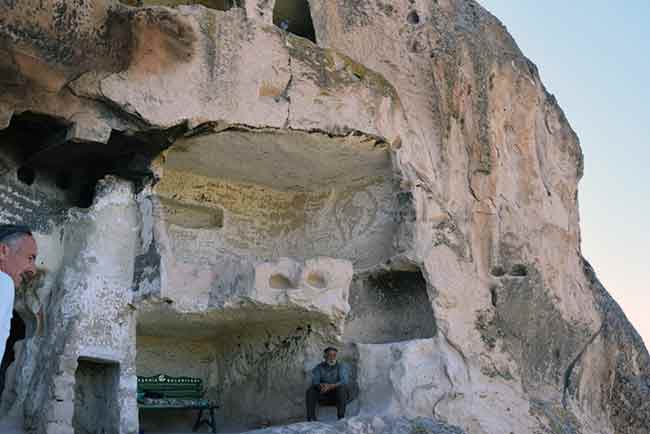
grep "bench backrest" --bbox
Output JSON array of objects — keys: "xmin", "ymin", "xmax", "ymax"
[{"xmin": 137, "ymin": 374, "xmax": 204, "ymax": 399}]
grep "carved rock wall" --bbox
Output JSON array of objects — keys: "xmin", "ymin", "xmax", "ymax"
[{"xmin": 0, "ymin": 1, "xmax": 647, "ymax": 434}]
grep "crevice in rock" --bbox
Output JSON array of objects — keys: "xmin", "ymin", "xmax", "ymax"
[
  {"xmin": 190, "ymin": 122, "xmax": 388, "ymax": 145},
  {"xmin": 562, "ymin": 323, "xmax": 604, "ymax": 408},
  {"xmin": 465, "ymin": 142, "xmax": 480, "ymax": 201},
  {"xmin": 282, "ymin": 47, "xmax": 294, "ymax": 128},
  {"xmin": 441, "ymin": 332, "xmax": 471, "ymax": 381},
  {"xmin": 534, "ymin": 120, "xmax": 552, "ymax": 197},
  {"xmin": 489, "ymin": 285, "xmax": 498, "ymax": 307},
  {"xmin": 67, "ymin": 79, "xmax": 152, "ymax": 131},
  {"xmin": 273, "ymin": 0, "xmax": 316, "ymax": 43},
  {"xmin": 119, "ymin": 0, "xmax": 238, "ymax": 10}
]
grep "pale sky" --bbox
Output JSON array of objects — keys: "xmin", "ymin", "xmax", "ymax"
[{"xmin": 480, "ymin": 0, "xmax": 649, "ymax": 349}]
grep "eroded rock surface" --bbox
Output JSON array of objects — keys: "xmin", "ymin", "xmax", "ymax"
[
  {"xmin": 240, "ymin": 416, "xmax": 467, "ymax": 434},
  {"xmin": 0, "ymin": 1, "xmax": 648, "ymax": 434}
]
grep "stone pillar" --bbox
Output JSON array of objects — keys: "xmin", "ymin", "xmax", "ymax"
[{"xmin": 24, "ymin": 176, "xmax": 139, "ymax": 434}]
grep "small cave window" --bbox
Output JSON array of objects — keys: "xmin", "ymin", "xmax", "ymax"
[
  {"xmin": 273, "ymin": 0, "xmax": 317, "ymax": 43},
  {"xmin": 407, "ymin": 10, "xmax": 420, "ymax": 25}
]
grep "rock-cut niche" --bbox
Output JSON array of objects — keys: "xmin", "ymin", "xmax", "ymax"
[
  {"xmin": 73, "ymin": 359, "xmax": 120, "ymax": 434},
  {"xmin": 0, "ymin": 113, "xmax": 97, "ymax": 208},
  {"xmin": 273, "ymin": 0, "xmax": 316, "ymax": 43},
  {"xmin": 344, "ymin": 269, "xmax": 437, "ymax": 344},
  {"xmin": 138, "ymin": 126, "xmax": 402, "ymax": 429},
  {"xmin": 0, "ymin": 112, "xmax": 178, "ymax": 209},
  {"xmin": 154, "ymin": 127, "xmax": 399, "ymax": 270}
]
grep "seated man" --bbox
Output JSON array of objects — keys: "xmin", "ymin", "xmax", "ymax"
[{"xmin": 306, "ymin": 346, "xmax": 349, "ymax": 421}]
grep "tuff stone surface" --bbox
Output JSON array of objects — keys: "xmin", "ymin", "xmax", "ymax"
[
  {"xmin": 239, "ymin": 416, "xmax": 467, "ymax": 434},
  {"xmin": 0, "ymin": 1, "xmax": 647, "ymax": 434}
]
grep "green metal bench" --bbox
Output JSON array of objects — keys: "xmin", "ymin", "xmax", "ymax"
[{"xmin": 137, "ymin": 374, "xmax": 218, "ymax": 433}]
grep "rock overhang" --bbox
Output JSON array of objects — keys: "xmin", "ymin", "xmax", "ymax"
[
  {"xmin": 1, "ymin": 1, "xmax": 408, "ymax": 196},
  {"xmin": 60, "ymin": 4, "xmax": 406, "ymax": 136},
  {"xmin": 136, "ymin": 302, "xmax": 336, "ymax": 338},
  {"xmin": 162, "ymin": 126, "xmax": 392, "ymax": 191}
]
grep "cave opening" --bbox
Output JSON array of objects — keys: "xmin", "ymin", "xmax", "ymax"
[
  {"xmin": 0, "ymin": 112, "xmax": 182, "ymax": 209},
  {"xmin": 135, "ymin": 322, "xmax": 333, "ymax": 432},
  {"xmin": 273, "ymin": 0, "xmax": 317, "ymax": 43},
  {"xmin": 344, "ymin": 269, "xmax": 437, "ymax": 344},
  {"xmin": 135, "ymin": 126, "xmax": 411, "ymax": 429}
]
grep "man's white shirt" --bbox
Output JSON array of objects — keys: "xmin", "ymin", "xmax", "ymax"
[{"xmin": 0, "ymin": 271, "xmax": 15, "ymax": 359}]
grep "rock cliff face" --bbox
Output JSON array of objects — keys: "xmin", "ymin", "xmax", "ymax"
[{"xmin": 0, "ymin": 1, "xmax": 648, "ymax": 434}]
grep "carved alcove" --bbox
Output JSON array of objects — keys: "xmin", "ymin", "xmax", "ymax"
[
  {"xmin": 134, "ymin": 126, "xmax": 402, "ymax": 430},
  {"xmin": 273, "ymin": 0, "xmax": 316, "ymax": 42},
  {"xmin": 344, "ymin": 269, "xmax": 437, "ymax": 344},
  {"xmin": 73, "ymin": 358, "xmax": 121, "ymax": 434}
]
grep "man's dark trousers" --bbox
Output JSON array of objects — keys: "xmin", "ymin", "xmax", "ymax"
[{"xmin": 306, "ymin": 384, "xmax": 349, "ymax": 420}]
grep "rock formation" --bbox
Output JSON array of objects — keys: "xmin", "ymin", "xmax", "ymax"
[{"xmin": 0, "ymin": 1, "xmax": 648, "ymax": 434}]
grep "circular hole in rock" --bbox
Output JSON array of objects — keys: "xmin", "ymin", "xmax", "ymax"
[
  {"xmin": 407, "ymin": 10, "xmax": 420, "ymax": 24},
  {"xmin": 269, "ymin": 274, "xmax": 293, "ymax": 289},
  {"xmin": 306, "ymin": 272, "xmax": 326, "ymax": 289},
  {"xmin": 17, "ymin": 167, "xmax": 35, "ymax": 186}
]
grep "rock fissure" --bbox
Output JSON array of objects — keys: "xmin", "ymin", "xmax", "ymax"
[
  {"xmin": 282, "ymin": 39, "xmax": 294, "ymax": 128},
  {"xmin": 561, "ymin": 323, "xmax": 605, "ymax": 408}
]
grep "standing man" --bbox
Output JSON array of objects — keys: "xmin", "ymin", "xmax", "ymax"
[
  {"xmin": 0, "ymin": 225, "xmax": 37, "ymax": 359},
  {"xmin": 306, "ymin": 346, "xmax": 350, "ymax": 421}
]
